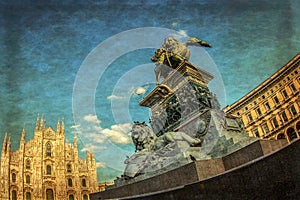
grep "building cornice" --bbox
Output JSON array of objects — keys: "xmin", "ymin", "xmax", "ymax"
[{"xmin": 224, "ymin": 52, "xmax": 300, "ymax": 113}]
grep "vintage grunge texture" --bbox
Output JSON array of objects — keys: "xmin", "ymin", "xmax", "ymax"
[{"xmin": 0, "ymin": 0, "xmax": 299, "ymax": 181}]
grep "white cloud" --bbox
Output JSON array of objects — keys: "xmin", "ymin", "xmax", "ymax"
[
  {"xmin": 84, "ymin": 133, "xmax": 105, "ymax": 144},
  {"xmin": 107, "ymin": 94, "xmax": 124, "ymax": 100},
  {"xmin": 172, "ymin": 22, "xmax": 178, "ymax": 27},
  {"xmin": 96, "ymin": 162, "xmax": 106, "ymax": 168},
  {"xmin": 111, "ymin": 123, "xmax": 132, "ymax": 133},
  {"xmin": 93, "ymin": 125, "xmax": 103, "ymax": 132},
  {"xmin": 134, "ymin": 87, "xmax": 146, "ymax": 95},
  {"xmin": 102, "ymin": 123, "xmax": 132, "ymax": 145},
  {"xmin": 170, "ymin": 29, "xmax": 189, "ymax": 41},
  {"xmin": 79, "ymin": 115, "xmax": 133, "ymax": 147},
  {"xmin": 70, "ymin": 124, "xmax": 80, "ymax": 129},
  {"xmin": 83, "ymin": 114, "xmax": 101, "ymax": 124},
  {"xmin": 81, "ymin": 144, "xmax": 106, "ymax": 152},
  {"xmin": 178, "ymin": 30, "xmax": 188, "ymax": 38}
]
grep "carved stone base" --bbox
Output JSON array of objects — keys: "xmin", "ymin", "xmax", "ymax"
[{"xmin": 140, "ymin": 61, "xmax": 219, "ymax": 136}]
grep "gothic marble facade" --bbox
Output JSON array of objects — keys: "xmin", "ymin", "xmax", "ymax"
[{"xmin": 0, "ymin": 116, "xmax": 98, "ymax": 200}]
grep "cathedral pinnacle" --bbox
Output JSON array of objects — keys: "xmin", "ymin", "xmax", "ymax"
[
  {"xmin": 35, "ymin": 113, "xmax": 40, "ymax": 131},
  {"xmin": 7, "ymin": 136, "xmax": 11, "ymax": 153},
  {"xmin": 57, "ymin": 117, "xmax": 61, "ymax": 133},
  {"xmin": 74, "ymin": 132, "xmax": 78, "ymax": 147},
  {"xmin": 2, "ymin": 133, "xmax": 7, "ymax": 153},
  {"xmin": 62, "ymin": 117, "xmax": 65, "ymax": 134},
  {"xmin": 21, "ymin": 125, "xmax": 25, "ymax": 141},
  {"xmin": 40, "ymin": 114, "xmax": 46, "ymax": 130}
]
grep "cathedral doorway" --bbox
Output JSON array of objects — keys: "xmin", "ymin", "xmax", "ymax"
[
  {"xmin": 83, "ymin": 194, "xmax": 89, "ymax": 200},
  {"xmin": 26, "ymin": 192, "xmax": 31, "ymax": 200},
  {"xmin": 46, "ymin": 189, "xmax": 54, "ymax": 200},
  {"xmin": 69, "ymin": 194, "xmax": 74, "ymax": 200},
  {"xmin": 12, "ymin": 190, "xmax": 17, "ymax": 200}
]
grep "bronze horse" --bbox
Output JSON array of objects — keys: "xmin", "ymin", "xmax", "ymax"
[
  {"xmin": 151, "ymin": 37, "xmax": 211, "ymax": 85},
  {"xmin": 151, "ymin": 38, "xmax": 190, "ymax": 85}
]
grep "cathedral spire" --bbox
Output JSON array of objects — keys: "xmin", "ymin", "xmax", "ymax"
[
  {"xmin": 21, "ymin": 124, "xmax": 25, "ymax": 141},
  {"xmin": 40, "ymin": 114, "xmax": 46, "ymax": 130},
  {"xmin": 2, "ymin": 132, "xmax": 7, "ymax": 154},
  {"xmin": 74, "ymin": 132, "xmax": 78, "ymax": 149},
  {"xmin": 7, "ymin": 135, "xmax": 11, "ymax": 153},
  {"xmin": 57, "ymin": 117, "xmax": 61, "ymax": 133},
  {"xmin": 35, "ymin": 113, "xmax": 40, "ymax": 131},
  {"xmin": 20, "ymin": 125, "xmax": 26, "ymax": 151},
  {"xmin": 73, "ymin": 132, "xmax": 79, "ymax": 163},
  {"xmin": 61, "ymin": 117, "xmax": 65, "ymax": 134}
]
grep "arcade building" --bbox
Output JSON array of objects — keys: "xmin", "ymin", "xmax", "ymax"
[{"xmin": 224, "ymin": 53, "xmax": 300, "ymax": 143}]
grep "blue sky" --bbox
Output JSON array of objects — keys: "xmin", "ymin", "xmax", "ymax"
[{"xmin": 0, "ymin": 0, "xmax": 299, "ymax": 182}]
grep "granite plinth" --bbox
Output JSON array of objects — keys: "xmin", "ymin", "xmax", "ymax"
[
  {"xmin": 125, "ymin": 139, "xmax": 299, "ymax": 200},
  {"xmin": 90, "ymin": 139, "xmax": 292, "ymax": 200}
]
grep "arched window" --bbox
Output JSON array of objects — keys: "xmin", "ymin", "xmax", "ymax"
[
  {"xmin": 82, "ymin": 178, "xmax": 86, "ymax": 187},
  {"xmin": 46, "ymin": 189, "xmax": 54, "ymax": 200},
  {"xmin": 69, "ymin": 194, "xmax": 74, "ymax": 200},
  {"xmin": 68, "ymin": 178, "xmax": 73, "ymax": 187},
  {"xmin": 46, "ymin": 165, "xmax": 51, "ymax": 175},
  {"xmin": 46, "ymin": 143, "xmax": 52, "ymax": 157},
  {"xmin": 277, "ymin": 133, "xmax": 285, "ymax": 139},
  {"xmin": 12, "ymin": 173, "xmax": 16, "ymax": 182},
  {"xmin": 83, "ymin": 194, "xmax": 88, "ymax": 200},
  {"xmin": 287, "ymin": 127, "xmax": 297, "ymax": 141},
  {"xmin": 26, "ymin": 175, "xmax": 30, "ymax": 184},
  {"xmin": 26, "ymin": 160, "xmax": 31, "ymax": 170},
  {"xmin": 67, "ymin": 164, "xmax": 72, "ymax": 173},
  {"xmin": 12, "ymin": 190, "xmax": 17, "ymax": 200},
  {"xmin": 296, "ymin": 122, "xmax": 300, "ymax": 134},
  {"xmin": 26, "ymin": 192, "xmax": 31, "ymax": 200}
]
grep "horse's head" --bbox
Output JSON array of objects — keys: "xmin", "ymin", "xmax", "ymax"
[{"xmin": 151, "ymin": 48, "xmax": 165, "ymax": 63}]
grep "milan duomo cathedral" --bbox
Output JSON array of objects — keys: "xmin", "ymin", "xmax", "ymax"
[{"xmin": 0, "ymin": 115, "xmax": 98, "ymax": 200}]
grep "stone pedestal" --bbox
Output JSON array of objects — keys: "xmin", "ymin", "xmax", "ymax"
[
  {"xmin": 140, "ymin": 60, "xmax": 219, "ymax": 138},
  {"xmin": 138, "ymin": 60, "xmax": 256, "ymax": 160},
  {"xmin": 111, "ymin": 56, "xmax": 261, "ymax": 192},
  {"xmin": 90, "ymin": 139, "xmax": 294, "ymax": 200}
]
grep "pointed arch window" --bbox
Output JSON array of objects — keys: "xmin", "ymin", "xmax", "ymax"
[
  {"xmin": 12, "ymin": 173, "xmax": 16, "ymax": 182},
  {"xmin": 26, "ymin": 159, "xmax": 31, "ymax": 170},
  {"xmin": 46, "ymin": 189, "xmax": 54, "ymax": 200},
  {"xmin": 26, "ymin": 175, "xmax": 30, "ymax": 184},
  {"xmin": 26, "ymin": 192, "xmax": 31, "ymax": 200},
  {"xmin": 46, "ymin": 165, "xmax": 52, "ymax": 175},
  {"xmin": 67, "ymin": 164, "xmax": 72, "ymax": 173},
  {"xmin": 83, "ymin": 194, "xmax": 88, "ymax": 200},
  {"xmin": 46, "ymin": 142, "xmax": 52, "ymax": 157},
  {"xmin": 12, "ymin": 190, "xmax": 17, "ymax": 200},
  {"xmin": 68, "ymin": 178, "xmax": 73, "ymax": 187},
  {"xmin": 69, "ymin": 194, "xmax": 74, "ymax": 200},
  {"xmin": 82, "ymin": 178, "xmax": 86, "ymax": 187}
]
